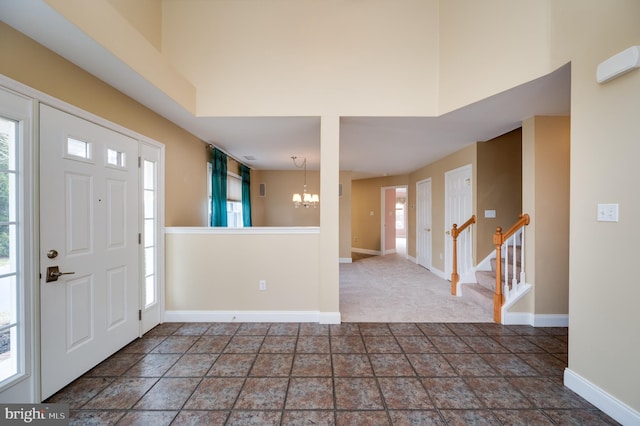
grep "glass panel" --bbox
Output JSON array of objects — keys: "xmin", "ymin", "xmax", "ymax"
[
  {"xmin": 67, "ymin": 138, "xmax": 90, "ymax": 159},
  {"xmin": 144, "ymin": 247, "xmax": 154, "ymax": 276},
  {"xmin": 144, "ymin": 275, "xmax": 155, "ymax": 307},
  {"xmin": 144, "ymin": 219, "xmax": 154, "ymax": 247},
  {"xmin": 0, "ymin": 225, "xmax": 16, "ymax": 275},
  {"xmin": 0, "ymin": 117, "xmax": 16, "ymax": 170},
  {"xmin": 0, "ymin": 275, "xmax": 17, "ymax": 384},
  {"xmin": 0, "ymin": 111, "xmax": 20, "ymax": 386},
  {"xmin": 143, "ymin": 161, "xmax": 155, "ymax": 190},
  {"xmin": 0, "ymin": 275, "xmax": 16, "ymax": 326},
  {"xmin": 0, "ymin": 325, "xmax": 18, "ymax": 383},
  {"xmin": 144, "ymin": 189, "xmax": 154, "ymax": 219},
  {"xmin": 107, "ymin": 148, "xmax": 125, "ymax": 167},
  {"xmin": 0, "ymin": 172, "xmax": 9, "ymax": 222}
]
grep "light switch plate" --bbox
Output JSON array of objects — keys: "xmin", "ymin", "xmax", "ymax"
[
  {"xmin": 484, "ymin": 209, "xmax": 496, "ymax": 218},
  {"xmin": 597, "ymin": 203, "xmax": 619, "ymax": 222}
]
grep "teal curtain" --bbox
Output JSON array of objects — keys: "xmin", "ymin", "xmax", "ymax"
[
  {"xmin": 211, "ymin": 148, "xmax": 227, "ymax": 227},
  {"xmin": 241, "ymin": 164, "xmax": 252, "ymax": 227}
]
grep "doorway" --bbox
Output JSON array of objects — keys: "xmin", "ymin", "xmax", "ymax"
[
  {"xmin": 39, "ymin": 104, "xmax": 164, "ymax": 399},
  {"xmin": 381, "ymin": 186, "xmax": 407, "ymax": 257}
]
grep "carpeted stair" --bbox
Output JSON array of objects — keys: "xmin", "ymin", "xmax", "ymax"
[{"xmin": 461, "ymin": 246, "xmax": 521, "ymax": 313}]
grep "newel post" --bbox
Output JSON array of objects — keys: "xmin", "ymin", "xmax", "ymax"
[
  {"xmin": 450, "ymin": 224, "xmax": 459, "ymax": 295},
  {"xmin": 493, "ymin": 227, "xmax": 504, "ymax": 323}
]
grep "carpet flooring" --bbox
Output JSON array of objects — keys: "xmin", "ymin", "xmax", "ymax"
[{"xmin": 340, "ymin": 253, "xmax": 492, "ymax": 323}]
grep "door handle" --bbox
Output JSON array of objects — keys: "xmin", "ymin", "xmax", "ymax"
[{"xmin": 46, "ymin": 266, "xmax": 75, "ymax": 282}]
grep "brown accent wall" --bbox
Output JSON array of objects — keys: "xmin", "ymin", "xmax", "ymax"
[
  {"xmin": 0, "ymin": 22, "xmax": 208, "ymax": 226},
  {"xmin": 476, "ymin": 129, "xmax": 523, "ymax": 260}
]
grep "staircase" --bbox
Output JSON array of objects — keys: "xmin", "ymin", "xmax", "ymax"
[
  {"xmin": 461, "ymin": 246, "xmax": 521, "ymax": 314},
  {"xmin": 452, "ymin": 214, "xmax": 531, "ymax": 323}
]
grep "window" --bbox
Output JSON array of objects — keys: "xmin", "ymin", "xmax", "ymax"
[
  {"xmin": 208, "ymin": 164, "xmax": 244, "ymax": 228},
  {"xmin": 0, "ymin": 116, "xmax": 19, "ymax": 386},
  {"xmin": 143, "ymin": 160, "xmax": 156, "ymax": 307},
  {"xmin": 66, "ymin": 137, "xmax": 91, "ymax": 160},
  {"xmin": 106, "ymin": 148, "xmax": 126, "ymax": 168}
]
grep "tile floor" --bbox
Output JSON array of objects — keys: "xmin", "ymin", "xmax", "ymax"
[{"xmin": 46, "ymin": 322, "xmax": 619, "ymax": 425}]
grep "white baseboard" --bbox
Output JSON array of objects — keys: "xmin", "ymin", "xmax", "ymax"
[
  {"xmin": 339, "ymin": 257, "xmax": 352, "ymax": 263},
  {"xmin": 564, "ymin": 368, "xmax": 640, "ymax": 426},
  {"xmin": 429, "ymin": 267, "xmax": 447, "ymax": 280},
  {"xmin": 502, "ymin": 313, "xmax": 569, "ymax": 327},
  {"xmin": 164, "ymin": 310, "xmax": 341, "ymax": 324},
  {"xmin": 407, "ymin": 255, "xmax": 417, "ymax": 263},
  {"xmin": 351, "ymin": 247, "xmax": 381, "ymax": 256}
]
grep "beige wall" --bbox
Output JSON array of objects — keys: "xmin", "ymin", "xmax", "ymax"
[
  {"xmin": 476, "ymin": 129, "xmax": 522, "ymax": 259},
  {"xmin": 166, "ymin": 231, "xmax": 320, "ymax": 311},
  {"xmin": 250, "ymin": 170, "xmax": 321, "ymax": 227},
  {"xmin": 44, "ymin": 0, "xmax": 196, "ymax": 114},
  {"xmin": 409, "ymin": 144, "xmax": 477, "ymax": 271},
  {"xmin": 108, "ymin": 0, "xmax": 163, "ymax": 51},
  {"xmin": 438, "ymin": 0, "xmax": 552, "ymax": 114},
  {"xmin": 0, "ymin": 22, "xmax": 208, "ymax": 227},
  {"xmin": 351, "ymin": 175, "xmax": 409, "ymax": 253},
  {"xmin": 162, "ymin": 0, "xmax": 439, "ymax": 116},
  {"xmin": 516, "ymin": 116, "xmax": 570, "ymax": 316},
  {"xmin": 552, "ymin": 0, "xmax": 640, "ymax": 412}
]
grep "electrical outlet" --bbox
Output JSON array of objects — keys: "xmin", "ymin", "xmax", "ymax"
[{"xmin": 259, "ymin": 280, "xmax": 267, "ymax": 291}]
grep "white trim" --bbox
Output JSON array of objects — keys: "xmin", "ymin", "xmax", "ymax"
[
  {"xmin": 165, "ymin": 226, "xmax": 320, "ymax": 235},
  {"xmin": 165, "ymin": 310, "xmax": 341, "ymax": 324},
  {"xmin": 339, "ymin": 258, "xmax": 352, "ymax": 263},
  {"xmin": 429, "ymin": 266, "xmax": 447, "ymax": 280},
  {"xmin": 533, "ymin": 314, "xmax": 569, "ymax": 327},
  {"xmin": 502, "ymin": 312, "xmax": 569, "ymax": 327},
  {"xmin": 564, "ymin": 368, "xmax": 640, "ymax": 426},
  {"xmin": 407, "ymin": 255, "xmax": 417, "ymax": 263},
  {"xmin": 351, "ymin": 247, "xmax": 381, "ymax": 256},
  {"xmin": 502, "ymin": 312, "xmax": 534, "ymax": 325}
]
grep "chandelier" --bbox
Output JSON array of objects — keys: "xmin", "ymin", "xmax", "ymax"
[{"xmin": 291, "ymin": 156, "xmax": 319, "ymax": 208}]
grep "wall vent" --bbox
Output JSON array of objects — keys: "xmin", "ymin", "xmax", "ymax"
[{"xmin": 259, "ymin": 183, "xmax": 267, "ymax": 197}]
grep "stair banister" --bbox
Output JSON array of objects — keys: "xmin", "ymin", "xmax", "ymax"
[
  {"xmin": 493, "ymin": 213, "xmax": 530, "ymax": 322},
  {"xmin": 450, "ymin": 214, "xmax": 476, "ymax": 295}
]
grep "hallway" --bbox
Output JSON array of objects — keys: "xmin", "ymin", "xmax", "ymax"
[{"xmin": 340, "ymin": 253, "xmax": 492, "ymax": 323}]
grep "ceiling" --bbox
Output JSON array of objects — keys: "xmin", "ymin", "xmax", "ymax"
[{"xmin": 1, "ymin": 0, "xmax": 570, "ymax": 179}]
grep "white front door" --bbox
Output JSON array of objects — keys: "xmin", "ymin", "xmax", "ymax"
[
  {"xmin": 40, "ymin": 105, "xmax": 139, "ymax": 399},
  {"xmin": 444, "ymin": 164, "xmax": 473, "ymax": 278},
  {"xmin": 416, "ymin": 179, "xmax": 432, "ymax": 269}
]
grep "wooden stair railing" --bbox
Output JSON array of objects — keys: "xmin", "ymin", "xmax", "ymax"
[
  {"xmin": 450, "ymin": 214, "xmax": 476, "ymax": 295},
  {"xmin": 493, "ymin": 213, "xmax": 530, "ymax": 323}
]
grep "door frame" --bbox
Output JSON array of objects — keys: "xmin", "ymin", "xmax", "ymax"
[
  {"xmin": 444, "ymin": 164, "xmax": 473, "ymax": 279},
  {"xmin": 416, "ymin": 178, "xmax": 432, "ymax": 270},
  {"xmin": 0, "ymin": 75, "xmax": 165, "ymax": 402},
  {"xmin": 380, "ymin": 185, "xmax": 408, "ymax": 257}
]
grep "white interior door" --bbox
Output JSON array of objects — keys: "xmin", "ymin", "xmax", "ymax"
[
  {"xmin": 416, "ymin": 179, "xmax": 432, "ymax": 269},
  {"xmin": 40, "ymin": 105, "xmax": 139, "ymax": 399},
  {"xmin": 444, "ymin": 164, "xmax": 473, "ymax": 278},
  {"xmin": 382, "ymin": 187, "xmax": 396, "ymax": 255}
]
